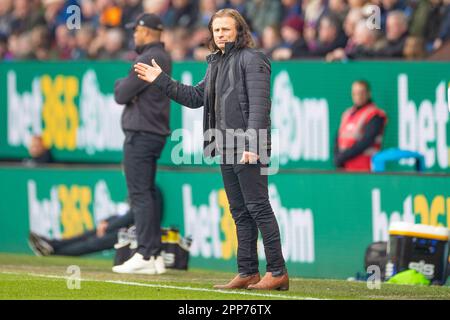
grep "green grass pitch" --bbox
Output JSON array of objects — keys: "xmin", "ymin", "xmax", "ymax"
[{"xmin": 1, "ymin": 253, "xmax": 450, "ymax": 300}]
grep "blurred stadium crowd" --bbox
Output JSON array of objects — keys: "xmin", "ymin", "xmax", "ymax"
[{"xmin": 0, "ymin": 0, "xmax": 449, "ymax": 62}]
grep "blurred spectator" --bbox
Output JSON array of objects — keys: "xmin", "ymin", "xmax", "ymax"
[
  {"xmin": 221, "ymin": 0, "xmax": 247, "ymax": 17},
  {"xmin": 5, "ymin": 34, "xmax": 17, "ymax": 60},
  {"xmin": 246, "ymin": 0, "xmax": 282, "ymax": 36},
  {"xmin": 376, "ymin": 10, "xmax": 408, "ymax": 57},
  {"xmin": 281, "ymin": 0, "xmax": 302, "ymax": 22},
  {"xmin": 261, "ymin": 25, "xmax": 283, "ymax": 59},
  {"xmin": 303, "ymin": 0, "xmax": 326, "ymax": 27},
  {"xmin": 382, "ymin": 0, "xmax": 407, "ymax": 12},
  {"xmin": 98, "ymin": 0, "xmax": 122, "ymax": 28},
  {"xmin": 121, "ymin": 0, "xmax": 143, "ymax": 27},
  {"xmin": 308, "ymin": 14, "xmax": 347, "ymax": 57},
  {"xmin": 121, "ymin": 0, "xmax": 143, "ymax": 49},
  {"xmin": 0, "ymin": 0, "xmax": 13, "ymax": 37},
  {"xmin": 0, "ymin": 0, "xmax": 447, "ymax": 62},
  {"xmin": 197, "ymin": 0, "xmax": 218, "ymax": 28},
  {"xmin": 24, "ymin": 135, "xmax": 53, "ymax": 166},
  {"xmin": 8, "ymin": 32, "xmax": 35, "ymax": 60},
  {"xmin": 342, "ymin": 8, "xmax": 364, "ymax": 50},
  {"xmin": 380, "ymin": 0, "xmax": 408, "ymax": 30},
  {"xmin": 348, "ymin": 0, "xmax": 370, "ymax": 8},
  {"xmin": 303, "ymin": 22, "xmax": 317, "ymax": 49},
  {"xmin": 163, "ymin": 0, "xmax": 199, "ymax": 30},
  {"xmin": 12, "ymin": 0, "xmax": 45, "ymax": 35},
  {"xmin": 189, "ymin": 26, "xmax": 211, "ymax": 61},
  {"xmin": 327, "ymin": 0, "xmax": 350, "ymax": 23},
  {"xmin": 327, "ymin": 20, "xmax": 385, "ymax": 61},
  {"xmin": 302, "ymin": 0, "xmax": 327, "ymax": 47},
  {"xmin": 30, "ymin": 25, "xmax": 53, "ymax": 60},
  {"xmin": 72, "ymin": 23, "xmax": 96, "ymax": 59},
  {"xmin": 408, "ymin": 0, "xmax": 436, "ymax": 40},
  {"xmin": 80, "ymin": 0, "xmax": 100, "ymax": 27},
  {"xmin": 88, "ymin": 26, "xmax": 108, "ymax": 58},
  {"xmin": 403, "ymin": 35, "xmax": 426, "ymax": 59},
  {"xmin": 0, "ymin": 34, "xmax": 8, "ymax": 59},
  {"xmin": 272, "ymin": 15, "xmax": 307, "ymax": 60},
  {"xmin": 161, "ymin": 27, "xmax": 190, "ymax": 61},
  {"xmin": 353, "ymin": 20, "xmax": 385, "ymax": 51},
  {"xmin": 432, "ymin": 0, "xmax": 450, "ymax": 51},
  {"xmin": 143, "ymin": 0, "xmax": 170, "ymax": 15},
  {"xmin": 97, "ymin": 27, "xmax": 127, "ymax": 59},
  {"xmin": 54, "ymin": 24, "xmax": 76, "ymax": 59},
  {"xmin": 334, "ymin": 80, "xmax": 387, "ymax": 172}
]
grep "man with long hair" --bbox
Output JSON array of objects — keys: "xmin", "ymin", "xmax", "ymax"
[{"xmin": 134, "ymin": 9, "xmax": 289, "ymax": 291}]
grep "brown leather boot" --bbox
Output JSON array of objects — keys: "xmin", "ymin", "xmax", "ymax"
[
  {"xmin": 247, "ymin": 272, "xmax": 289, "ymax": 291},
  {"xmin": 213, "ymin": 273, "xmax": 261, "ymax": 290}
]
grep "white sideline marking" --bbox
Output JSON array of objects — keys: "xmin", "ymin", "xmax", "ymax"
[{"xmin": 0, "ymin": 271, "xmax": 323, "ymax": 300}]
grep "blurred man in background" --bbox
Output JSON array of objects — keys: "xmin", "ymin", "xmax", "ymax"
[
  {"xmin": 28, "ymin": 186, "xmax": 163, "ymax": 257},
  {"xmin": 113, "ymin": 13, "xmax": 171, "ymax": 275},
  {"xmin": 326, "ymin": 20, "xmax": 385, "ymax": 61},
  {"xmin": 376, "ymin": 10, "xmax": 409, "ymax": 57},
  {"xmin": 23, "ymin": 135, "xmax": 53, "ymax": 166},
  {"xmin": 29, "ymin": 209, "xmax": 133, "ymax": 256},
  {"xmin": 334, "ymin": 80, "xmax": 387, "ymax": 171}
]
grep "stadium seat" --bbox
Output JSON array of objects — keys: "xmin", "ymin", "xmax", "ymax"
[{"xmin": 371, "ymin": 148, "xmax": 426, "ymax": 172}]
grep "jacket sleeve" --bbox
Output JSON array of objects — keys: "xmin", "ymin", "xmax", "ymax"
[
  {"xmin": 244, "ymin": 51, "xmax": 271, "ymax": 153},
  {"xmin": 153, "ymin": 71, "xmax": 205, "ymax": 109},
  {"xmin": 333, "ymin": 133, "xmax": 343, "ymax": 168},
  {"xmin": 114, "ymin": 55, "xmax": 152, "ymax": 105}
]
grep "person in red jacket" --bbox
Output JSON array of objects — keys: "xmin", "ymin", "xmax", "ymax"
[{"xmin": 334, "ymin": 80, "xmax": 387, "ymax": 171}]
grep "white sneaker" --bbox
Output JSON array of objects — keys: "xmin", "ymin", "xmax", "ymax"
[
  {"xmin": 154, "ymin": 255, "xmax": 166, "ymax": 275},
  {"xmin": 112, "ymin": 253, "xmax": 156, "ymax": 275}
]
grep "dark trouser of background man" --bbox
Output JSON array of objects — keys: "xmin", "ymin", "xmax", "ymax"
[{"xmin": 123, "ymin": 131, "xmax": 165, "ymax": 259}]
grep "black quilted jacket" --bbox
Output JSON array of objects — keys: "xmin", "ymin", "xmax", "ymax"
[{"xmin": 153, "ymin": 42, "xmax": 272, "ymax": 157}]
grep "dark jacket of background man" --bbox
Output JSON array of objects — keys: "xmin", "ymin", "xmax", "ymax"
[{"xmin": 115, "ymin": 42, "xmax": 171, "ymax": 137}]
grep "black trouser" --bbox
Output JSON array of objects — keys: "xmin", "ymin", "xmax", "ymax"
[
  {"xmin": 49, "ymin": 230, "xmax": 118, "ymax": 256},
  {"xmin": 220, "ymin": 161, "xmax": 286, "ymax": 275},
  {"xmin": 123, "ymin": 130, "xmax": 166, "ymax": 259}
]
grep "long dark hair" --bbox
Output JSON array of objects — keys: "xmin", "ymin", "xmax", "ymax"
[{"xmin": 207, "ymin": 9, "xmax": 255, "ymax": 52}]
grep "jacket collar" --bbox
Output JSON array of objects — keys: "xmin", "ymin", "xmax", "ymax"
[
  {"xmin": 206, "ymin": 51, "xmax": 220, "ymax": 64},
  {"xmin": 223, "ymin": 41, "xmax": 237, "ymax": 55},
  {"xmin": 206, "ymin": 42, "xmax": 238, "ymax": 64},
  {"xmin": 135, "ymin": 41, "xmax": 164, "ymax": 55}
]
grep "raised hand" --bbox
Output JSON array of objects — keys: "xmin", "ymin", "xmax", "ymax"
[{"xmin": 134, "ymin": 59, "xmax": 163, "ymax": 83}]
